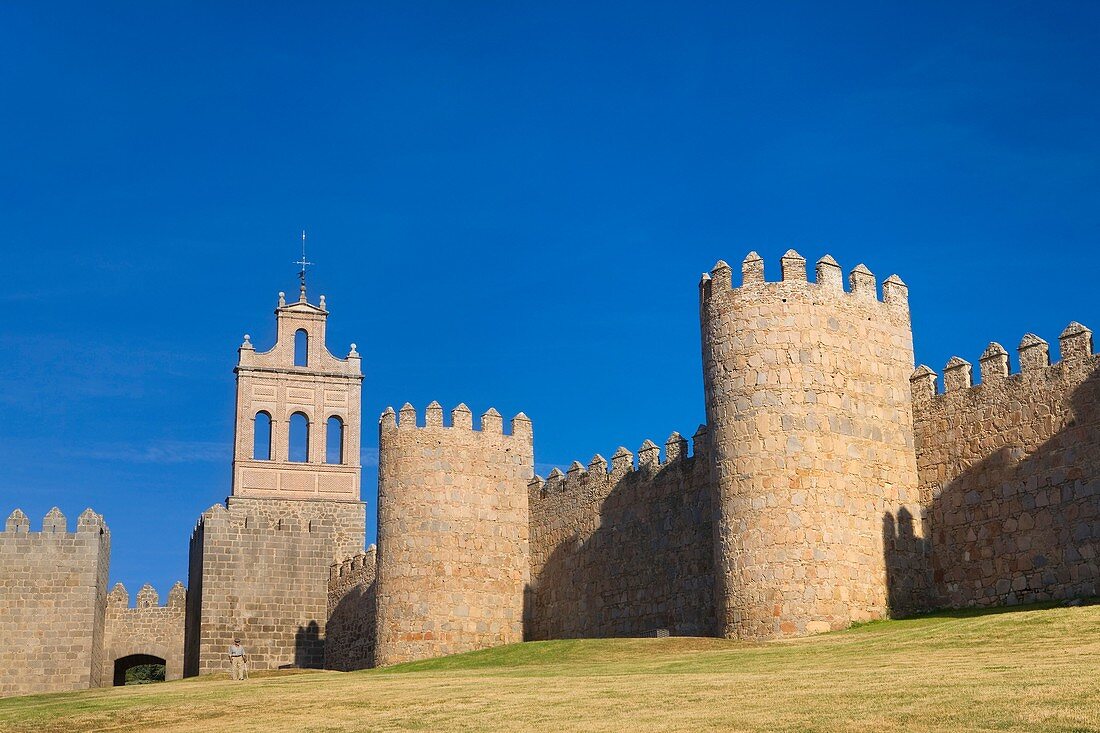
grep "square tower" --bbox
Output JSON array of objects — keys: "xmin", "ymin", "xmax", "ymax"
[{"xmin": 185, "ymin": 286, "xmax": 366, "ymax": 676}]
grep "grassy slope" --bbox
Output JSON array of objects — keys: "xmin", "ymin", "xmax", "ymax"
[{"xmin": 1, "ymin": 603, "xmax": 1099, "ymax": 733}]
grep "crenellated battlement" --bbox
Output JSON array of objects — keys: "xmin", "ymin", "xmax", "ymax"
[
  {"xmin": 330, "ymin": 545, "xmax": 377, "ymax": 581},
  {"xmin": 528, "ymin": 426, "xmax": 707, "ymax": 497},
  {"xmin": 911, "ymin": 322, "xmax": 1096, "ymax": 401},
  {"xmin": 2, "ymin": 507, "xmax": 108, "ymax": 537},
  {"xmin": 910, "ymin": 320, "xmax": 1099, "ymax": 611},
  {"xmin": 107, "ymin": 581, "xmax": 186, "ymax": 611},
  {"xmin": 379, "ymin": 402, "xmax": 532, "ymax": 438},
  {"xmin": 699, "ymin": 250, "xmax": 909, "ymax": 312}
]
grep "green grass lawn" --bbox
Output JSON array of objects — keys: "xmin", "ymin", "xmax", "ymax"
[{"xmin": 2, "ymin": 602, "xmax": 1098, "ymax": 732}]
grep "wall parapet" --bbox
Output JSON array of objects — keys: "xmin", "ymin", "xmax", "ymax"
[
  {"xmin": 107, "ymin": 581, "xmax": 186, "ymax": 611},
  {"xmin": 380, "ymin": 402, "xmax": 531, "ymax": 439},
  {"xmin": 700, "ymin": 250, "xmax": 908, "ymax": 311},
  {"xmin": 3, "ymin": 507, "xmax": 109, "ymax": 538},
  {"xmin": 330, "ymin": 545, "xmax": 377, "ymax": 581},
  {"xmin": 911, "ymin": 322, "xmax": 1097, "ymax": 402},
  {"xmin": 528, "ymin": 426, "xmax": 707, "ymax": 498}
]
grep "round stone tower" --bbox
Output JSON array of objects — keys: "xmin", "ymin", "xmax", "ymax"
[
  {"xmin": 374, "ymin": 402, "xmax": 533, "ymax": 666},
  {"xmin": 700, "ymin": 250, "xmax": 920, "ymax": 640}
]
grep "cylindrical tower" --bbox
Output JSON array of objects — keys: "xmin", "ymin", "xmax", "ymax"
[
  {"xmin": 700, "ymin": 250, "xmax": 920, "ymax": 639},
  {"xmin": 374, "ymin": 402, "xmax": 533, "ymax": 666}
]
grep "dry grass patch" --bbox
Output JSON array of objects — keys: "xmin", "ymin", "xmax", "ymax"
[{"xmin": 1, "ymin": 603, "xmax": 1098, "ymax": 732}]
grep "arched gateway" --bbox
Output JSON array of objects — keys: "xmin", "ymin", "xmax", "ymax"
[{"xmin": 102, "ymin": 582, "xmax": 186, "ymax": 685}]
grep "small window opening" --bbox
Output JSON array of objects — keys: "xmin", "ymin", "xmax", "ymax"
[
  {"xmin": 253, "ymin": 411, "xmax": 272, "ymax": 460},
  {"xmin": 294, "ymin": 329, "xmax": 309, "ymax": 367},
  {"xmin": 289, "ymin": 412, "xmax": 310, "ymax": 462},
  {"xmin": 326, "ymin": 416, "xmax": 345, "ymax": 464}
]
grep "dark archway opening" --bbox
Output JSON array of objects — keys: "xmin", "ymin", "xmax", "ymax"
[{"xmin": 113, "ymin": 654, "xmax": 167, "ymax": 686}]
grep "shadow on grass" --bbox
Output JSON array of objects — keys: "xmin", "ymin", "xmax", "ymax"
[
  {"xmin": 372, "ymin": 636, "xmax": 743, "ymax": 675},
  {"xmin": 839, "ymin": 597, "xmax": 1100, "ymax": 636}
]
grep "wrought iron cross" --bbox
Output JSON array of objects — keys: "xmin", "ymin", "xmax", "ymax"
[{"xmin": 294, "ymin": 230, "xmax": 314, "ymax": 290}]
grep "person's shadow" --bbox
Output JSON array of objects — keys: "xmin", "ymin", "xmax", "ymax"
[{"xmin": 294, "ymin": 620, "xmax": 323, "ymax": 669}]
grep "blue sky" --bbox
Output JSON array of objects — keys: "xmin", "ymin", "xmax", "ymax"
[{"xmin": 2, "ymin": 2, "xmax": 1098, "ymax": 601}]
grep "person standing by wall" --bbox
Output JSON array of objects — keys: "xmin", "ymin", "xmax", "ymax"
[{"xmin": 228, "ymin": 638, "xmax": 248, "ymax": 680}]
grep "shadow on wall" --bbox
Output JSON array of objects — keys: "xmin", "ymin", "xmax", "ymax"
[
  {"xmin": 885, "ymin": 360, "xmax": 1100, "ymax": 615},
  {"xmin": 293, "ymin": 620, "xmax": 323, "ymax": 669},
  {"xmin": 526, "ymin": 448, "xmax": 716, "ymax": 641},
  {"xmin": 325, "ymin": 583, "xmax": 376, "ymax": 671}
]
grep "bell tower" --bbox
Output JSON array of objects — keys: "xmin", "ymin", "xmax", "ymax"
[
  {"xmin": 185, "ymin": 276, "xmax": 367, "ymax": 676},
  {"xmin": 232, "ymin": 286, "xmax": 363, "ymax": 501}
]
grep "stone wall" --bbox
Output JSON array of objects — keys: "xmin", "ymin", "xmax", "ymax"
[
  {"xmin": 325, "ymin": 546, "xmax": 376, "ymax": 671},
  {"xmin": 700, "ymin": 251, "xmax": 923, "ymax": 640},
  {"xmin": 909, "ymin": 323, "xmax": 1100, "ymax": 610},
  {"xmin": 527, "ymin": 429, "xmax": 716, "ymax": 640},
  {"xmin": 185, "ymin": 496, "xmax": 365, "ymax": 675},
  {"xmin": 102, "ymin": 581, "xmax": 186, "ymax": 685},
  {"xmin": 374, "ymin": 402, "xmax": 533, "ymax": 666},
  {"xmin": 0, "ymin": 508, "xmax": 110, "ymax": 697}
]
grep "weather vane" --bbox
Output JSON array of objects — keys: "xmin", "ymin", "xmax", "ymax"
[{"xmin": 294, "ymin": 230, "xmax": 314, "ymax": 293}]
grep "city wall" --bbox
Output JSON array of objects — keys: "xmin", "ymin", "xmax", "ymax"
[
  {"xmin": 185, "ymin": 496, "xmax": 365, "ymax": 675},
  {"xmin": 102, "ymin": 581, "xmax": 186, "ymax": 685},
  {"xmin": 326, "ymin": 546, "xmax": 376, "ymax": 671},
  {"xmin": 908, "ymin": 324, "xmax": 1100, "ymax": 610},
  {"xmin": 0, "ymin": 508, "xmax": 110, "ymax": 697},
  {"xmin": 527, "ymin": 429, "xmax": 716, "ymax": 639},
  {"xmin": 374, "ymin": 403, "xmax": 533, "ymax": 666}
]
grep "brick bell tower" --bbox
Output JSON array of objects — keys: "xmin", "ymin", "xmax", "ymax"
[
  {"xmin": 232, "ymin": 283, "xmax": 363, "ymax": 500},
  {"xmin": 185, "ymin": 265, "xmax": 366, "ymax": 676}
]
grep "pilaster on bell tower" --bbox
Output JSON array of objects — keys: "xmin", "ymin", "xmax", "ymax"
[{"xmin": 232, "ymin": 283, "xmax": 363, "ymax": 501}]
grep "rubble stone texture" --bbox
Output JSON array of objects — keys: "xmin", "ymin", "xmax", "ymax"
[
  {"xmin": 526, "ymin": 430, "xmax": 715, "ymax": 640},
  {"xmin": 699, "ymin": 252, "xmax": 923, "ymax": 639},
  {"xmin": 908, "ymin": 326, "xmax": 1100, "ymax": 610},
  {"xmin": 325, "ymin": 546, "xmax": 376, "ymax": 671}
]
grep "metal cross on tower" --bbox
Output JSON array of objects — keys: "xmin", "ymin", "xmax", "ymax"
[{"xmin": 294, "ymin": 230, "xmax": 314, "ymax": 293}]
